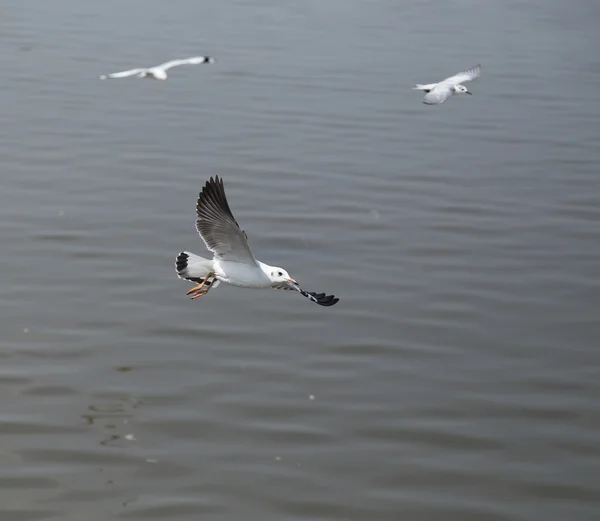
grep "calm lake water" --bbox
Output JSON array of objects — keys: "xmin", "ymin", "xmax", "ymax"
[{"xmin": 1, "ymin": 0, "xmax": 599, "ymax": 520}]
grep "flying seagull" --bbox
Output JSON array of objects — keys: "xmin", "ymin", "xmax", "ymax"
[
  {"xmin": 175, "ymin": 177, "xmax": 339, "ymax": 307},
  {"xmin": 100, "ymin": 56, "xmax": 214, "ymax": 80},
  {"xmin": 413, "ymin": 64, "xmax": 481, "ymax": 105}
]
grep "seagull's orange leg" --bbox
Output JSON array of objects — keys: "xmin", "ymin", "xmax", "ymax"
[
  {"xmin": 190, "ymin": 286, "xmax": 211, "ymax": 299},
  {"xmin": 186, "ymin": 273, "xmax": 213, "ymax": 295},
  {"xmin": 186, "ymin": 272, "xmax": 216, "ymax": 299},
  {"xmin": 186, "ymin": 282, "xmax": 205, "ymax": 295}
]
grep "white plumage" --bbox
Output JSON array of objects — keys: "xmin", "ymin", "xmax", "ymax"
[
  {"xmin": 100, "ymin": 56, "xmax": 214, "ymax": 80},
  {"xmin": 414, "ymin": 65, "xmax": 481, "ymax": 105},
  {"xmin": 175, "ymin": 177, "xmax": 339, "ymax": 307}
]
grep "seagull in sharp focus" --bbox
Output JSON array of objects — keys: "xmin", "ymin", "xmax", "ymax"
[
  {"xmin": 99, "ymin": 56, "xmax": 214, "ymax": 80},
  {"xmin": 413, "ymin": 64, "xmax": 481, "ymax": 105},
  {"xmin": 175, "ymin": 177, "xmax": 339, "ymax": 307}
]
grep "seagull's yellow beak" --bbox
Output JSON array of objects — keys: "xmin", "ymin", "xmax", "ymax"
[{"xmin": 287, "ymin": 278, "xmax": 298, "ymax": 285}]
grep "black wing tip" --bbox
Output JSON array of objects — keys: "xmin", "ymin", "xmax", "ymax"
[
  {"xmin": 302, "ymin": 289, "xmax": 340, "ymax": 307},
  {"xmin": 199, "ymin": 176, "xmax": 224, "ymax": 199},
  {"xmin": 196, "ymin": 176, "xmax": 228, "ymax": 213},
  {"xmin": 195, "ymin": 175, "xmax": 240, "ymax": 231}
]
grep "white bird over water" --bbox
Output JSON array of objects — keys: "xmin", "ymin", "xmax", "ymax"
[
  {"xmin": 175, "ymin": 176, "xmax": 339, "ymax": 307},
  {"xmin": 99, "ymin": 56, "xmax": 214, "ymax": 80},
  {"xmin": 413, "ymin": 64, "xmax": 481, "ymax": 105}
]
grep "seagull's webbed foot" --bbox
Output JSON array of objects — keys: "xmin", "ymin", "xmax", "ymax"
[
  {"xmin": 190, "ymin": 286, "xmax": 211, "ymax": 299},
  {"xmin": 186, "ymin": 272, "xmax": 216, "ymax": 299}
]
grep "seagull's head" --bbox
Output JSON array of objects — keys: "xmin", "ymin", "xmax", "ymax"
[
  {"xmin": 454, "ymin": 84, "xmax": 472, "ymax": 95},
  {"xmin": 268, "ymin": 267, "xmax": 297, "ymax": 287}
]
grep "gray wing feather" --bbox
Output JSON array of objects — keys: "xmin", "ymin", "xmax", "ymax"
[
  {"xmin": 195, "ymin": 176, "xmax": 257, "ymax": 264},
  {"xmin": 441, "ymin": 64, "xmax": 481, "ymax": 86},
  {"xmin": 272, "ymin": 283, "xmax": 340, "ymax": 306},
  {"xmin": 158, "ymin": 57, "xmax": 211, "ymax": 70},
  {"xmin": 101, "ymin": 68, "xmax": 146, "ymax": 79}
]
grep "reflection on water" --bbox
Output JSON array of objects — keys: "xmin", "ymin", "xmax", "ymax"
[
  {"xmin": 1, "ymin": 0, "xmax": 600, "ymax": 520},
  {"xmin": 83, "ymin": 398, "xmax": 141, "ymax": 448}
]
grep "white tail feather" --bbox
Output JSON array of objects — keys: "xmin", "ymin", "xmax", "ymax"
[
  {"xmin": 413, "ymin": 83, "xmax": 438, "ymax": 91},
  {"xmin": 175, "ymin": 251, "xmax": 220, "ymax": 288}
]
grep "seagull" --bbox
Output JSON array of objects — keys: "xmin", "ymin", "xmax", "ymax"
[
  {"xmin": 99, "ymin": 56, "xmax": 214, "ymax": 80},
  {"xmin": 175, "ymin": 177, "xmax": 339, "ymax": 307},
  {"xmin": 413, "ymin": 64, "xmax": 481, "ymax": 105}
]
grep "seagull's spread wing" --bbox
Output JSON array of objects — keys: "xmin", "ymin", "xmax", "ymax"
[
  {"xmin": 157, "ymin": 56, "xmax": 212, "ymax": 70},
  {"xmin": 441, "ymin": 64, "xmax": 481, "ymax": 86},
  {"xmin": 100, "ymin": 68, "xmax": 146, "ymax": 79},
  {"xmin": 272, "ymin": 282, "xmax": 339, "ymax": 307},
  {"xmin": 423, "ymin": 84, "xmax": 453, "ymax": 105},
  {"xmin": 195, "ymin": 176, "xmax": 257, "ymax": 264}
]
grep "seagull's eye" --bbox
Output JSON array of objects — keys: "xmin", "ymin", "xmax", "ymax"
[{"xmin": 278, "ymin": 271, "xmax": 283, "ymax": 277}]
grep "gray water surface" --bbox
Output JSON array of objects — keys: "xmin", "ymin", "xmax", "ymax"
[{"xmin": 1, "ymin": 1, "xmax": 600, "ymax": 520}]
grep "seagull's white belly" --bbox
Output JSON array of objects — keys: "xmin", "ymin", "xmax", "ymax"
[
  {"xmin": 147, "ymin": 68, "xmax": 167, "ymax": 80},
  {"xmin": 214, "ymin": 260, "xmax": 272, "ymax": 288}
]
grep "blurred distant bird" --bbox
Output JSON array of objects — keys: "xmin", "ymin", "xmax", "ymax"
[
  {"xmin": 100, "ymin": 56, "xmax": 214, "ymax": 80},
  {"xmin": 414, "ymin": 64, "xmax": 481, "ymax": 105}
]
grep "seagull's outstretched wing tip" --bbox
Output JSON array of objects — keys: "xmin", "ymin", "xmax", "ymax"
[
  {"xmin": 296, "ymin": 287, "xmax": 340, "ymax": 307},
  {"xmin": 469, "ymin": 64, "xmax": 482, "ymax": 77},
  {"xmin": 201, "ymin": 176, "xmax": 225, "ymax": 201},
  {"xmin": 312, "ymin": 292, "xmax": 339, "ymax": 307}
]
